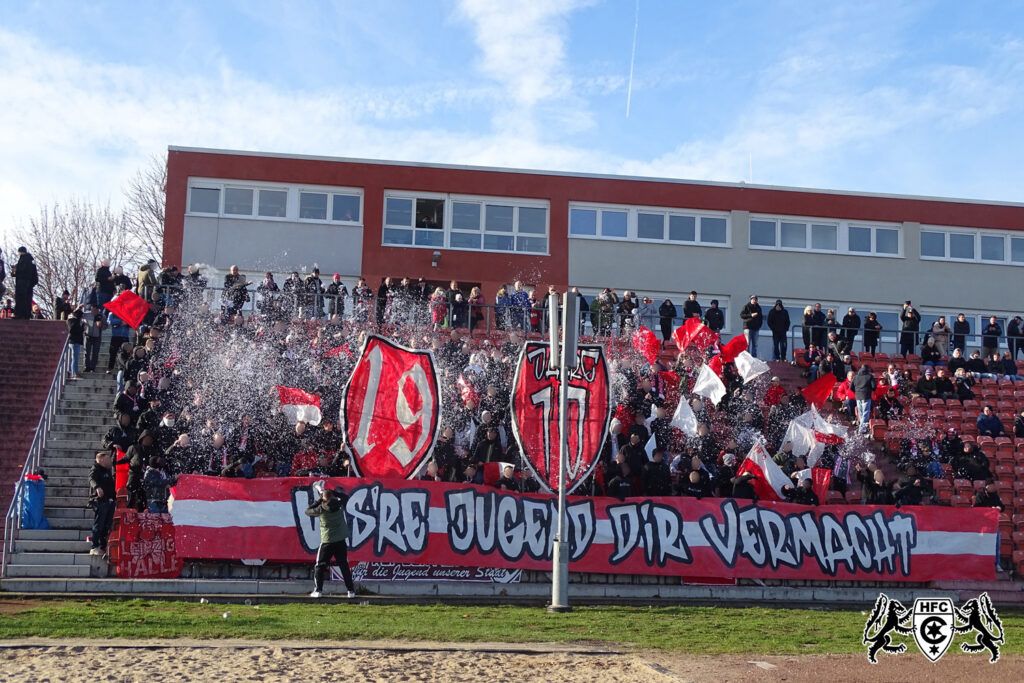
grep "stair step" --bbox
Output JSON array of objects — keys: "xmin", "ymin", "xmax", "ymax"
[
  {"xmin": 34, "ymin": 466, "xmax": 92, "ymax": 478},
  {"xmin": 10, "ymin": 551, "xmax": 91, "ymax": 566},
  {"xmin": 14, "ymin": 539, "xmax": 92, "ymax": 553},
  {"xmin": 39, "ymin": 456, "xmax": 97, "ymax": 468},
  {"xmin": 4, "ymin": 564, "xmax": 92, "ymax": 578},
  {"xmin": 43, "ymin": 506, "xmax": 92, "ymax": 519},
  {"xmin": 16, "ymin": 528, "xmax": 90, "ymax": 541},
  {"xmin": 46, "ymin": 516, "xmax": 93, "ymax": 530}
]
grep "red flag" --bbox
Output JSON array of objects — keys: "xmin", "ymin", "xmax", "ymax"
[
  {"xmin": 707, "ymin": 354, "xmax": 724, "ymax": 377},
  {"xmin": 104, "ymin": 290, "xmax": 150, "ymax": 330},
  {"xmin": 719, "ymin": 334, "xmax": 747, "ymax": 363},
  {"xmin": 631, "ymin": 326, "xmax": 660, "ymax": 365},
  {"xmin": 457, "ymin": 374, "xmax": 479, "ymax": 406},
  {"xmin": 795, "ymin": 467, "xmax": 833, "ymax": 504},
  {"xmin": 801, "ymin": 373, "xmax": 837, "ymax": 409},
  {"xmin": 672, "ymin": 317, "xmax": 719, "ymax": 353},
  {"xmin": 659, "ymin": 371, "xmax": 681, "ymax": 412},
  {"xmin": 324, "ymin": 344, "xmax": 351, "ymax": 359},
  {"xmin": 276, "ymin": 385, "xmax": 322, "ymax": 425}
]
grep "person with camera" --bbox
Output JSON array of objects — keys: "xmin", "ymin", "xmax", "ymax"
[{"xmin": 306, "ymin": 482, "xmax": 356, "ymax": 599}]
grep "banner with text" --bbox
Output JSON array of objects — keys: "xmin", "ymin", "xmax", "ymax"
[{"xmin": 169, "ymin": 475, "xmax": 998, "ymax": 582}]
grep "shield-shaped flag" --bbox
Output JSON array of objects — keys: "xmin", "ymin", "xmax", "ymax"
[
  {"xmin": 342, "ymin": 335, "xmax": 442, "ymax": 479},
  {"xmin": 510, "ymin": 342, "xmax": 611, "ymax": 493},
  {"xmin": 913, "ymin": 597, "xmax": 955, "ymax": 662}
]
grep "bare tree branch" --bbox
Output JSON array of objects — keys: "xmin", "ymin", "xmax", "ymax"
[{"xmin": 123, "ymin": 152, "xmax": 166, "ymax": 263}]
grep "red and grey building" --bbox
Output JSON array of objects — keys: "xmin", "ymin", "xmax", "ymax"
[{"xmin": 165, "ymin": 146, "xmax": 1024, "ymax": 348}]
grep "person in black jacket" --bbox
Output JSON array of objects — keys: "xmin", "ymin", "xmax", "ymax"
[
  {"xmin": 973, "ymin": 481, "xmax": 1005, "ymax": 511},
  {"xmin": 643, "ymin": 448, "xmax": 672, "ymax": 496},
  {"xmin": 862, "ymin": 312, "xmax": 882, "ymax": 356},
  {"xmin": 117, "ymin": 430, "xmax": 159, "ymax": 511},
  {"xmin": 981, "ymin": 316, "xmax": 1002, "ymax": 358},
  {"xmin": 1008, "ymin": 316, "xmax": 1024, "ymax": 359},
  {"xmin": 682, "ymin": 291, "xmax": 702, "ymax": 320},
  {"xmin": 841, "ymin": 307, "xmax": 861, "ymax": 348},
  {"xmin": 12, "ymin": 246, "xmax": 38, "ymax": 320},
  {"xmin": 222, "ymin": 265, "xmax": 253, "ymax": 317},
  {"xmin": 703, "ymin": 299, "xmax": 725, "ymax": 333},
  {"xmin": 739, "ymin": 295, "xmax": 763, "ymax": 358},
  {"xmin": 767, "ymin": 299, "xmax": 790, "ymax": 361},
  {"xmin": 899, "ymin": 302, "xmax": 921, "ymax": 357},
  {"xmin": 950, "ymin": 313, "xmax": 970, "ymax": 353},
  {"xmin": 782, "ymin": 478, "xmax": 819, "ymax": 505},
  {"xmin": 101, "ymin": 412, "xmax": 138, "ymax": 454},
  {"xmin": 88, "ymin": 451, "xmax": 116, "ymax": 556},
  {"xmin": 658, "ymin": 299, "xmax": 677, "ymax": 342},
  {"xmin": 67, "ymin": 308, "xmax": 85, "ymax": 379}
]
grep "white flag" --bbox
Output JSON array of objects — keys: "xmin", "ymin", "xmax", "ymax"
[
  {"xmin": 644, "ymin": 432, "xmax": 658, "ymax": 461},
  {"xmin": 734, "ymin": 350, "xmax": 769, "ymax": 383},
  {"xmin": 692, "ymin": 364, "xmax": 727, "ymax": 405},
  {"xmin": 669, "ymin": 396, "xmax": 699, "ymax": 437}
]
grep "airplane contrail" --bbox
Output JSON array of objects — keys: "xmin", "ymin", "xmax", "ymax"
[{"xmin": 626, "ymin": 0, "xmax": 639, "ymax": 117}]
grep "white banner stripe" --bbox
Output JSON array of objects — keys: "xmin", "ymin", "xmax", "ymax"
[{"xmin": 170, "ymin": 498, "xmax": 996, "ymax": 557}]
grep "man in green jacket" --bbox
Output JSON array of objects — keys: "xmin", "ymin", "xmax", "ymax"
[{"xmin": 306, "ymin": 484, "xmax": 356, "ymax": 598}]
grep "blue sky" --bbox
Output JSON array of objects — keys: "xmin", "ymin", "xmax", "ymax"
[{"xmin": 2, "ymin": 0, "xmax": 1024, "ymax": 244}]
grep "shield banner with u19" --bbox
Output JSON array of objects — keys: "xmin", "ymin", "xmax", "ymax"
[
  {"xmin": 342, "ymin": 335, "xmax": 442, "ymax": 479},
  {"xmin": 511, "ymin": 342, "xmax": 611, "ymax": 493}
]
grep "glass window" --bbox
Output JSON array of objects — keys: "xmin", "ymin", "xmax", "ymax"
[
  {"xmin": 189, "ymin": 187, "xmax": 220, "ymax": 214},
  {"xmin": 416, "ymin": 198, "xmax": 444, "ymax": 230},
  {"xmin": 601, "ymin": 210, "xmax": 627, "ymax": 238},
  {"xmin": 668, "ymin": 215, "xmax": 695, "ymax": 242},
  {"xmin": 385, "ymin": 197, "xmax": 413, "ymax": 226},
  {"xmin": 981, "ymin": 235, "xmax": 1005, "ymax": 261},
  {"xmin": 450, "ymin": 232, "xmax": 481, "ymax": 249},
  {"xmin": 570, "ymin": 208, "xmax": 597, "ymax": 236},
  {"xmin": 749, "ymin": 220, "xmax": 776, "ymax": 247},
  {"xmin": 485, "ymin": 204, "xmax": 514, "ymax": 232},
  {"xmin": 848, "ymin": 226, "xmax": 871, "ymax": 252},
  {"xmin": 637, "ymin": 212, "xmax": 664, "ymax": 240},
  {"xmin": 224, "ymin": 188, "xmax": 253, "ymax": 215},
  {"xmin": 811, "ymin": 224, "xmax": 837, "ymax": 251},
  {"xmin": 382, "ymin": 228, "xmax": 413, "ymax": 245},
  {"xmin": 780, "ymin": 221, "xmax": 806, "ymax": 249},
  {"xmin": 258, "ymin": 189, "xmax": 287, "ymax": 217},
  {"xmin": 1011, "ymin": 237, "xmax": 1024, "ymax": 263},
  {"xmin": 875, "ymin": 228, "xmax": 899, "ymax": 254},
  {"xmin": 873, "ymin": 312, "xmax": 899, "ymax": 338},
  {"xmin": 332, "ymin": 194, "xmax": 361, "ymax": 222},
  {"xmin": 414, "ymin": 230, "xmax": 443, "ymax": 246},
  {"xmin": 949, "ymin": 233, "xmax": 975, "ymax": 259},
  {"xmin": 700, "ymin": 217, "xmax": 727, "ymax": 244},
  {"xmin": 516, "ymin": 236, "xmax": 547, "ymax": 253},
  {"xmin": 518, "ymin": 207, "xmax": 547, "ymax": 234},
  {"xmin": 452, "ymin": 202, "xmax": 481, "ymax": 231},
  {"xmin": 920, "ymin": 230, "xmax": 945, "ymax": 258},
  {"xmin": 483, "ymin": 234, "xmax": 514, "ymax": 251},
  {"xmin": 299, "ymin": 192, "xmax": 328, "ymax": 220}
]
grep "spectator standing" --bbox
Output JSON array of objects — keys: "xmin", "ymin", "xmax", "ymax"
[
  {"xmin": 841, "ymin": 307, "xmax": 861, "ymax": 348},
  {"xmin": 53, "ymin": 290, "xmax": 73, "ymax": 320},
  {"xmin": 324, "ymin": 274, "xmax": 347, "ymax": 319},
  {"xmin": 494, "ymin": 285, "xmax": 510, "ymax": 330},
  {"xmin": 84, "ymin": 305, "xmax": 104, "ymax": 372},
  {"xmin": 852, "ymin": 365, "xmax": 876, "ymax": 434},
  {"xmin": 810, "ymin": 303, "xmax": 827, "ymax": 349},
  {"xmin": 982, "ymin": 316, "xmax": 1003, "ymax": 358},
  {"xmin": 930, "ymin": 316, "xmax": 952, "ymax": 357},
  {"xmin": 222, "ymin": 266, "xmax": 253, "ymax": 317},
  {"xmin": 899, "ymin": 301, "xmax": 921, "ymax": 357},
  {"xmin": 658, "ymin": 298, "xmax": 677, "ymax": 343},
  {"xmin": 12, "ymin": 246, "xmax": 38, "ymax": 319},
  {"xmin": 682, "ymin": 291, "xmax": 702, "ymax": 320},
  {"xmin": 767, "ymin": 299, "xmax": 790, "ymax": 361},
  {"xmin": 306, "ymin": 484, "xmax": 357, "ymax": 599},
  {"xmin": 95, "ymin": 259, "xmax": 115, "ymax": 306},
  {"xmin": 703, "ymin": 299, "xmax": 724, "ymax": 334},
  {"xmin": 952, "ymin": 313, "xmax": 971, "ymax": 353},
  {"xmin": 800, "ymin": 305, "xmax": 813, "ymax": 349},
  {"xmin": 739, "ymin": 295, "xmax": 763, "ymax": 358},
  {"xmin": 88, "ymin": 452, "xmax": 116, "ymax": 556},
  {"xmin": 862, "ymin": 312, "xmax": 881, "ymax": 356},
  {"xmin": 106, "ymin": 310, "xmax": 130, "ymax": 375},
  {"xmin": 468, "ymin": 286, "xmax": 486, "ymax": 330},
  {"xmin": 1007, "ymin": 316, "xmax": 1024, "ymax": 359},
  {"xmin": 67, "ymin": 308, "xmax": 85, "ymax": 379}
]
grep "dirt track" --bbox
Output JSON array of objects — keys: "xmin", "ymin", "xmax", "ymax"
[{"xmin": 0, "ymin": 640, "xmax": 1021, "ymax": 682}]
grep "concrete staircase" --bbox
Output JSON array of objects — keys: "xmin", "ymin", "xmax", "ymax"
[{"xmin": 3, "ymin": 374, "xmax": 114, "ymax": 581}]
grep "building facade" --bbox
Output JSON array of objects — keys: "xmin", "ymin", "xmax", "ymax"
[{"xmin": 166, "ymin": 146, "xmax": 1024, "ymax": 348}]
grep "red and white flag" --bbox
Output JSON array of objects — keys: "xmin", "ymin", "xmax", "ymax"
[
  {"xmin": 276, "ymin": 385, "xmax": 322, "ymax": 426},
  {"xmin": 719, "ymin": 334, "xmax": 748, "ymax": 363},
  {"xmin": 735, "ymin": 442, "xmax": 791, "ymax": 502},
  {"xmin": 692, "ymin": 363, "xmax": 727, "ymax": 405},
  {"xmin": 672, "ymin": 317, "xmax": 719, "ymax": 353},
  {"xmin": 794, "ymin": 466, "xmax": 833, "ymax": 503}
]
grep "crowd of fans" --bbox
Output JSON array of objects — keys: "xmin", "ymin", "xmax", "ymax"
[{"xmin": 6, "ymin": 257, "xmax": 1019, "ymax": 553}]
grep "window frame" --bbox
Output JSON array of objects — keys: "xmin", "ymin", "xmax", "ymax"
[
  {"xmin": 919, "ymin": 226, "xmax": 1024, "ymax": 266},
  {"xmin": 184, "ymin": 178, "xmax": 363, "ymax": 226},
  {"xmin": 567, "ymin": 201, "xmax": 731, "ymax": 248},
  {"xmin": 747, "ymin": 214, "xmax": 902, "ymax": 258},
  {"xmin": 381, "ymin": 191, "xmax": 550, "ymax": 256}
]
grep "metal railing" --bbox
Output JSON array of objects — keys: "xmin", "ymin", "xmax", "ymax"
[{"xmin": 2, "ymin": 337, "xmax": 72, "ymax": 578}]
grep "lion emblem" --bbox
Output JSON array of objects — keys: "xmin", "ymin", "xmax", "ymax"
[
  {"xmin": 953, "ymin": 592, "xmax": 1004, "ymax": 663},
  {"xmin": 862, "ymin": 594, "xmax": 913, "ymax": 663}
]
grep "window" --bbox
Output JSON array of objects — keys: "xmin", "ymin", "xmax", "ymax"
[
  {"xmin": 382, "ymin": 192, "xmax": 549, "ymax": 254},
  {"xmin": 875, "ymin": 228, "xmax": 899, "ymax": 254},
  {"xmin": 189, "ymin": 187, "xmax": 220, "ymax": 214},
  {"xmin": 1012, "ymin": 238, "xmax": 1024, "ymax": 263},
  {"xmin": 981, "ymin": 235, "xmax": 1005, "ymax": 261},
  {"xmin": 920, "ymin": 230, "xmax": 945, "ymax": 258},
  {"xmin": 258, "ymin": 189, "xmax": 287, "ymax": 217},
  {"xmin": 569, "ymin": 203, "xmax": 728, "ymax": 246},
  {"xmin": 921, "ymin": 227, "xmax": 1024, "ymax": 265},
  {"xmin": 848, "ymin": 226, "xmax": 871, "ymax": 252},
  {"xmin": 811, "ymin": 224, "xmax": 837, "ymax": 251},
  {"xmin": 949, "ymin": 233, "xmax": 974, "ymax": 259},
  {"xmin": 780, "ymin": 221, "xmax": 806, "ymax": 249},
  {"xmin": 749, "ymin": 220, "xmax": 776, "ymax": 247},
  {"xmin": 186, "ymin": 180, "xmax": 362, "ymax": 224},
  {"xmin": 299, "ymin": 192, "xmax": 328, "ymax": 220},
  {"xmin": 224, "ymin": 188, "xmax": 253, "ymax": 216}
]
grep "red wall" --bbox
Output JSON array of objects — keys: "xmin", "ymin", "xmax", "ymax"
[{"xmin": 165, "ymin": 149, "xmax": 1024, "ymax": 292}]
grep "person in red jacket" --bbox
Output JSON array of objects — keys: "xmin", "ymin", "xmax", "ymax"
[
  {"xmin": 764, "ymin": 376, "xmax": 786, "ymax": 406},
  {"xmin": 836, "ymin": 370, "xmax": 856, "ymax": 421}
]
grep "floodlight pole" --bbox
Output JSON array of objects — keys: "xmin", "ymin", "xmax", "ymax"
[{"xmin": 549, "ymin": 292, "xmax": 578, "ymax": 613}]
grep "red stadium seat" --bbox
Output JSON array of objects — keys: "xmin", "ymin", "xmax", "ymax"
[
  {"xmin": 951, "ymin": 494, "xmax": 970, "ymax": 507},
  {"xmin": 1013, "ymin": 532, "xmax": 1024, "ymax": 549},
  {"xmin": 995, "ymin": 464, "xmax": 1015, "ymax": 479},
  {"xmin": 826, "ymin": 491, "xmax": 845, "ymax": 505},
  {"xmin": 1015, "ymin": 466, "xmax": 1024, "ymax": 480},
  {"xmin": 953, "ymin": 478, "xmax": 973, "ymax": 495}
]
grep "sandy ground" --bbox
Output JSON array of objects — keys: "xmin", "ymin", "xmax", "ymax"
[{"xmin": 0, "ymin": 640, "xmax": 1022, "ymax": 682}]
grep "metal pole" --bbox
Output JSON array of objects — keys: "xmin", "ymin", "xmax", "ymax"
[{"xmin": 549, "ymin": 292, "xmax": 577, "ymax": 613}]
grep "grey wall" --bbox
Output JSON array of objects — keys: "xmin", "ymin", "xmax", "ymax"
[
  {"xmin": 569, "ymin": 210, "xmax": 1024, "ymax": 335},
  {"xmin": 182, "ymin": 217, "xmax": 363, "ymax": 278}
]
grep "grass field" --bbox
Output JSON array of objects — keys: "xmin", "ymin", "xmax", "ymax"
[{"xmin": 0, "ymin": 599, "xmax": 1021, "ymax": 655}]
